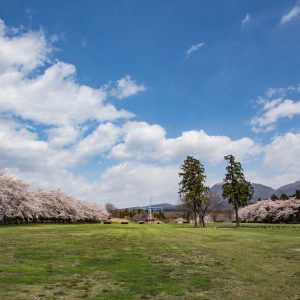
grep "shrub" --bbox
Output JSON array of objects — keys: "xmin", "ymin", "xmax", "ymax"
[{"xmin": 280, "ymin": 194, "xmax": 289, "ymax": 200}]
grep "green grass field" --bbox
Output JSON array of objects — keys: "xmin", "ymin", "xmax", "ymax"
[{"xmin": 0, "ymin": 223, "xmax": 299, "ymax": 299}]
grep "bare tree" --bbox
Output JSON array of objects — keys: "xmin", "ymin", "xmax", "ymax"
[
  {"xmin": 132, "ymin": 211, "xmax": 147, "ymax": 222},
  {"xmin": 224, "ymin": 209, "xmax": 234, "ymax": 222},
  {"xmin": 105, "ymin": 202, "xmax": 117, "ymax": 213},
  {"xmin": 178, "ymin": 197, "xmax": 193, "ymax": 222},
  {"xmin": 196, "ymin": 191, "xmax": 223, "ymax": 227},
  {"xmin": 210, "ymin": 210, "xmax": 220, "ymax": 222}
]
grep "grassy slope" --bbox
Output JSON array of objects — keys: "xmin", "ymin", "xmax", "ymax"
[{"xmin": 0, "ymin": 223, "xmax": 299, "ymax": 300}]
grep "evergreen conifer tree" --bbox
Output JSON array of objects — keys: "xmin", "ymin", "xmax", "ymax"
[
  {"xmin": 179, "ymin": 156, "xmax": 208, "ymax": 227},
  {"xmin": 222, "ymin": 155, "xmax": 253, "ymax": 227}
]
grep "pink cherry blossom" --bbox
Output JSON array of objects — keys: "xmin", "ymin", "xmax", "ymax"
[{"xmin": 0, "ymin": 172, "xmax": 109, "ymax": 224}]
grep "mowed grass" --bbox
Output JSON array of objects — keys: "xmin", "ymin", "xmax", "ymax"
[{"xmin": 0, "ymin": 223, "xmax": 299, "ymax": 299}]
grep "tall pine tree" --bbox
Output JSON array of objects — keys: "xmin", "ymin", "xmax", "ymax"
[
  {"xmin": 179, "ymin": 156, "xmax": 208, "ymax": 227},
  {"xmin": 222, "ymin": 155, "xmax": 253, "ymax": 227}
]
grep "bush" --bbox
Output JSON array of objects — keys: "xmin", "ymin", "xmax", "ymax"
[{"xmin": 280, "ymin": 194, "xmax": 289, "ymax": 200}]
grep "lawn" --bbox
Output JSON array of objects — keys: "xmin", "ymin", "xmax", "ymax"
[{"xmin": 0, "ymin": 223, "xmax": 299, "ymax": 299}]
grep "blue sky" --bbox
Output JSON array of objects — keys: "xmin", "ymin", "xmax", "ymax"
[{"xmin": 0, "ymin": 1, "xmax": 300, "ymax": 207}]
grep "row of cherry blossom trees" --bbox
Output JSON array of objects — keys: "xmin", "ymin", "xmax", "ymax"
[
  {"xmin": 239, "ymin": 199, "xmax": 300, "ymax": 223},
  {"xmin": 0, "ymin": 172, "xmax": 109, "ymax": 224}
]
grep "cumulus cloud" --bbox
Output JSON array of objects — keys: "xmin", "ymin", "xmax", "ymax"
[
  {"xmin": 98, "ymin": 163, "xmax": 179, "ymax": 207},
  {"xmin": 0, "ymin": 62, "xmax": 134, "ymax": 126},
  {"xmin": 110, "ymin": 75, "xmax": 146, "ymax": 100},
  {"xmin": 6, "ymin": 167, "xmax": 99, "ymax": 202},
  {"xmin": 111, "ymin": 121, "xmax": 261, "ymax": 164},
  {"xmin": 0, "ymin": 19, "xmax": 50, "ymax": 73},
  {"xmin": 242, "ymin": 13, "xmax": 251, "ymax": 25},
  {"xmin": 0, "ymin": 19, "xmax": 140, "ymax": 201},
  {"xmin": 186, "ymin": 42, "xmax": 205, "ymax": 57},
  {"xmin": 247, "ymin": 132, "xmax": 300, "ymax": 188},
  {"xmin": 111, "ymin": 122, "xmax": 166, "ymax": 161},
  {"xmin": 74, "ymin": 122, "xmax": 121, "ymax": 162},
  {"xmin": 280, "ymin": 6, "xmax": 300, "ymax": 25},
  {"xmin": 0, "ymin": 118, "xmax": 51, "ymax": 172},
  {"xmin": 264, "ymin": 132, "xmax": 300, "ymax": 174},
  {"xmin": 47, "ymin": 126, "xmax": 81, "ymax": 148}
]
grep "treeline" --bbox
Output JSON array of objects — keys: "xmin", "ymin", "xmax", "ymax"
[
  {"xmin": 0, "ymin": 173, "xmax": 108, "ymax": 224},
  {"xmin": 269, "ymin": 190, "xmax": 300, "ymax": 201}
]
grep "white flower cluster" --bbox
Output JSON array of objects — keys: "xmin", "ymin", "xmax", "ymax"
[
  {"xmin": 0, "ymin": 172, "xmax": 109, "ymax": 224},
  {"xmin": 239, "ymin": 199, "xmax": 300, "ymax": 223}
]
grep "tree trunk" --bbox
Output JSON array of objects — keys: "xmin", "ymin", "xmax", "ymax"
[
  {"xmin": 201, "ymin": 216, "xmax": 205, "ymax": 227},
  {"xmin": 235, "ymin": 206, "xmax": 239, "ymax": 227},
  {"xmin": 193, "ymin": 203, "xmax": 198, "ymax": 227}
]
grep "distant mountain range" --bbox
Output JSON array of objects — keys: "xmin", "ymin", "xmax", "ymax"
[
  {"xmin": 275, "ymin": 181, "xmax": 300, "ymax": 196},
  {"xmin": 128, "ymin": 180, "xmax": 300, "ymax": 211},
  {"xmin": 209, "ymin": 180, "xmax": 300, "ymax": 209},
  {"xmin": 210, "ymin": 180, "xmax": 300, "ymax": 201}
]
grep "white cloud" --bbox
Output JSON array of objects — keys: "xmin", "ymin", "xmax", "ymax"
[
  {"xmin": 98, "ymin": 163, "xmax": 179, "ymax": 207},
  {"xmin": 0, "ymin": 61, "xmax": 134, "ymax": 126},
  {"xmin": 74, "ymin": 122, "xmax": 121, "ymax": 162},
  {"xmin": 251, "ymin": 84, "xmax": 300, "ymax": 132},
  {"xmin": 160, "ymin": 131, "xmax": 260, "ymax": 164},
  {"xmin": 111, "ymin": 122, "xmax": 166, "ymax": 161},
  {"xmin": 0, "ymin": 118, "xmax": 81, "ymax": 173},
  {"xmin": 265, "ymin": 84, "xmax": 300, "ymax": 98},
  {"xmin": 96, "ymin": 130, "xmax": 300, "ymax": 203},
  {"xmin": 247, "ymin": 132, "xmax": 300, "ymax": 188},
  {"xmin": 251, "ymin": 98, "xmax": 300, "ymax": 132},
  {"xmin": 280, "ymin": 6, "xmax": 300, "ymax": 25},
  {"xmin": 0, "ymin": 19, "xmax": 50, "ymax": 73},
  {"xmin": 264, "ymin": 133, "xmax": 300, "ymax": 174},
  {"xmin": 110, "ymin": 75, "xmax": 146, "ymax": 100},
  {"xmin": 242, "ymin": 13, "xmax": 251, "ymax": 25},
  {"xmin": 0, "ymin": 118, "xmax": 50, "ymax": 172},
  {"xmin": 0, "ymin": 19, "xmax": 137, "ymax": 128},
  {"xmin": 6, "ymin": 167, "xmax": 99, "ymax": 202},
  {"xmin": 0, "ymin": 20, "xmax": 143, "ymax": 204},
  {"xmin": 111, "ymin": 121, "xmax": 261, "ymax": 165},
  {"xmin": 47, "ymin": 126, "xmax": 81, "ymax": 148},
  {"xmin": 186, "ymin": 42, "xmax": 205, "ymax": 56}
]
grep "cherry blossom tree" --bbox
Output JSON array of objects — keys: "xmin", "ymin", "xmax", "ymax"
[
  {"xmin": 239, "ymin": 199, "xmax": 300, "ymax": 223},
  {"xmin": 0, "ymin": 172, "xmax": 109, "ymax": 224}
]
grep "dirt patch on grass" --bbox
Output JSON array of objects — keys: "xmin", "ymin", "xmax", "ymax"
[
  {"xmin": 110, "ymin": 218, "xmax": 130, "ymax": 223},
  {"xmin": 2, "ymin": 272, "xmax": 124, "ymax": 299}
]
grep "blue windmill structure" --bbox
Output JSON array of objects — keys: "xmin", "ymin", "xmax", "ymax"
[{"xmin": 139, "ymin": 196, "xmax": 163, "ymax": 224}]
